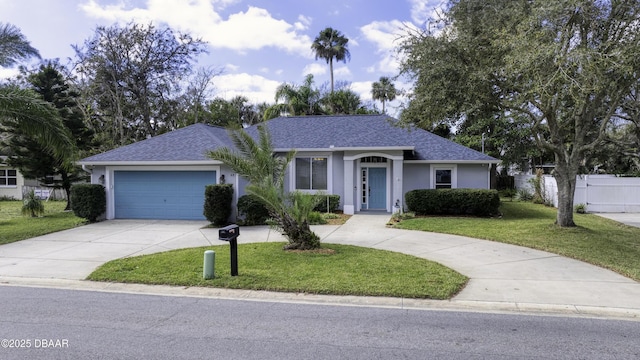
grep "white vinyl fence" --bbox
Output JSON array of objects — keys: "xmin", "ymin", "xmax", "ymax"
[{"xmin": 514, "ymin": 174, "xmax": 640, "ymax": 213}]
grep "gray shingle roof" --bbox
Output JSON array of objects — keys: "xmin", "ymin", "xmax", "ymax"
[
  {"xmin": 79, "ymin": 115, "xmax": 498, "ymax": 163},
  {"xmin": 79, "ymin": 123, "xmax": 232, "ymax": 162},
  {"xmin": 255, "ymin": 115, "xmax": 497, "ymax": 162}
]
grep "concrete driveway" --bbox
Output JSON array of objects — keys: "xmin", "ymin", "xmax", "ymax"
[
  {"xmin": 0, "ymin": 220, "xmax": 338, "ymax": 280},
  {"xmin": 0, "ymin": 220, "xmax": 214, "ymax": 279},
  {"xmin": 594, "ymin": 213, "xmax": 640, "ymax": 228}
]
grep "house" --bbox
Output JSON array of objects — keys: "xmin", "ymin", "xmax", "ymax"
[
  {"xmin": 0, "ymin": 156, "xmax": 25, "ymax": 200},
  {"xmin": 0, "ymin": 156, "xmax": 70, "ymax": 200},
  {"xmin": 78, "ymin": 115, "xmax": 500, "ymax": 220}
]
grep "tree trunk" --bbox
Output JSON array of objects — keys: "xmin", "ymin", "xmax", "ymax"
[
  {"xmin": 279, "ymin": 212, "xmax": 321, "ymax": 250},
  {"xmin": 329, "ymin": 59, "xmax": 334, "ymax": 94},
  {"xmin": 62, "ymin": 172, "xmax": 72, "ymax": 211},
  {"xmin": 553, "ymin": 161, "xmax": 577, "ymax": 227}
]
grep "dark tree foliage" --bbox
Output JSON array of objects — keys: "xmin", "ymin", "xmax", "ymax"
[
  {"xmin": 3, "ymin": 61, "xmax": 93, "ymax": 210},
  {"xmin": 399, "ymin": 0, "xmax": 640, "ymax": 227},
  {"xmin": 73, "ymin": 22, "xmax": 207, "ymax": 148}
]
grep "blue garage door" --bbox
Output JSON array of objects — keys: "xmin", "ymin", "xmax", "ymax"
[{"xmin": 114, "ymin": 171, "xmax": 216, "ymax": 220}]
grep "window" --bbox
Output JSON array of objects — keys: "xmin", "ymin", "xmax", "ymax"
[
  {"xmin": 0, "ymin": 169, "xmax": 17, "ymax": 186},
  {"xmin": 431, "ymin": 165, "xmax": 456, "ymax": 189},
  {"xmin": 296, "ymin": 157, "xmax": 327, "ymax": 190},
  {"xmin": 435, "ymin": 169, "xmax": 452, "ymax": 189}
]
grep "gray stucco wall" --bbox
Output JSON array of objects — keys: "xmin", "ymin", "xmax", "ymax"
[
  {"xmin": 458, "ymin": 164, "xmax": 490, "ymax": 189},
  {"xmin": 403, "ymin": 163, "xmax": 430, "ymax": 193}
]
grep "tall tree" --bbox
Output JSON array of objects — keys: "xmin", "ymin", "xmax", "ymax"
[
  {"xmin": 371, "ymin": 76, "xmax": 397, "ymax": 113},
  {"xmin": 73, "ymin": 22, "xmax": 207, "ymax": 147},
  {"xmin": 265, "ymin": 74, "xmax": 323, "ymax": 119},
  {"xmin": 0, "ymin": 23, "xmax": 74, "ymax": 161},
  {"xmin": 178, "ymin": 66, "xmax": 222, "ymax": 127},
  {"xmin": 311, "ymin": 27, "xmax": 350, "ymax": 93},
  {"xmin": 208, "ymin": 125, "xmax": 321, "ymax": 250},
  {"xmin": 399, "ymin": 0, "xmax": 640, "ymax": 227},
  {"xmin": 3, "ymin": 62, "xmax": 92, "ymax": 209}
]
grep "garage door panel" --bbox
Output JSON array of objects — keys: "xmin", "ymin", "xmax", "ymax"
[{"xmin": 114, "ymin": 171, "xmax": 216, "ymax": 220}]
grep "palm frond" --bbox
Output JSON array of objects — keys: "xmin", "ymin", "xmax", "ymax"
[{"xmin": 0, "ymin": 87, "xmax": 75, "ymax": 162}]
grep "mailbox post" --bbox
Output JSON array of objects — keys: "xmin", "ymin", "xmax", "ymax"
[{"xmin": 218, "ymin": 224, "xmax": 239, "ymax": 276}]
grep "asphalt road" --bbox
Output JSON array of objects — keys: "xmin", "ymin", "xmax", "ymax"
[{"xmin": 1, "ymin": 286, "xmax": 638, "ymax": 360}]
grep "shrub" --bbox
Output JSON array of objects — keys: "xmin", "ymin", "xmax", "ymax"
[
  {"xmin": 389, "ymin": 211, "xmax": 416, "ymax": 223},
  {"xmin": 237, "ymin": 194, "xmax": 270, "ymax": 225},
  {"xmin": 322, "ymin": 213, "xmax": 341, "ymax": 220},
  {"xmin": 307, "ymin": 211, "xmax": 327, "ymax": 225},
  {"xmin": 574, "ymin": 203, "xmax": 587, "ymax": 214},
  {"xmin": 71, "ymin": 184, "xmax": 106, "ymax": 222},
  {"xmin": 405, "ymin": 189, "xmax": 500, "ymax": 216},
  {"xmin": 203, "ymin": 184, "xmax": 233, "ymax": 226},
  {"xmin": 311, "ymin": 194, "xmax": 340, "ymax": 213},
  {"xmin": 515, "ymin": 188, "xmax": 533, "ymax": 202},
  {"xmin": 22, "ymin": 190, "xmax": 45, "ymax": 217}
]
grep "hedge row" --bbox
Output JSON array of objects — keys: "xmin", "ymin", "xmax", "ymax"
[{"xmin": 405, "ymin": 189, "xmax": 500, "ymax": 216}]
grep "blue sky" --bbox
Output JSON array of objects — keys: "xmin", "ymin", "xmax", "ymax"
[{"xmin": 0, "ymin": 0, "xmax": 445, "ymax": 114}]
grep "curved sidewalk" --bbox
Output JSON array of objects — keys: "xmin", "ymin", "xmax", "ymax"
[{"xmin": 1, "ymin": 214, "xmax": 639, "ymax": 319}]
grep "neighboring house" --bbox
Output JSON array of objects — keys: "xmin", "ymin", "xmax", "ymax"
[
  {"xmin": 78, "ymin": 115, "xmax": 500, "ymax": 220},
  {"xmin": 0, "ymin": 156, "xmax": 26, "ymax": 200},
  {"xmin": 1, "ymin": 156, "xmax": 72, "ymax": 200}
]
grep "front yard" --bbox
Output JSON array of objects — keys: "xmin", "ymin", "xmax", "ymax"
[
  {"xmin": 88, "ymin": 242, "xmax": 468, "ymax": 299},
  {"xmin": 393, "ymin": 201, "xmax": 640, "ymax": 281},
  {"xmin": 0, "ymin": 201, "xmax": 85, "ymax": 245}
]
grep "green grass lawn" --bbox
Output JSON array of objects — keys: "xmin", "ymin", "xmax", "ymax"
[
  {"xmin": 88, "ymin": 242, "xmax": 468, "ymax": 299},
  {"xmin": 393, "ymin": 201, "xmax": 640, "ymax": 281},
  {"xmin": 0, "ymin": 200, "xmax": 86, "ymax": 245}
]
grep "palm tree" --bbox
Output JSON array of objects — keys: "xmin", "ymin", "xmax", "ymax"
[
  {"xmin": 265, "ymin": 74, "xmax": 323, "ymax": 119},
  {"xmin": 371, "ymin": 76, "xmax": 397, "ymax": 113},
  {"xmin": 0, "ymin": 23, "xmax": 40, "ymax": 67},
  {"xmin": 0, "ymin": 23, "xmax": 74, "ymax": 161},
  {"xmin": 311, "ymin": 27, "xmax": 350, "ymax": 93},
  {"xmin": 208, "ymin": 125, "xmax": 321, "ymax": 250}
]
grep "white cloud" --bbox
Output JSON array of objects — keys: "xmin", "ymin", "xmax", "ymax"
[
  {"xmin": 408, "ymin": 0, "xmax": 446, "ymax": 25},
  {"xmin": 351, "ymin": 81, "xmax": 373, "ymax": 101},
  {"xmin": 334, "ymin": 66, "xmax": 352, "ymax": 78},
  {"xmin": 302, "ymin": 63, "xmax": 326, "ymax": 76},
  {"xmin": 224, "ymin": 63, "xmax": 240, "ymax": 72},
  {"xmin": 80, "ymin": 0, "xmax": 312, "ymax": 55},
  {"xmin": 294, "ymin": 14, "xmax": 312, "ymax": 31},
  {"xmin": 360, "ymin": 20, "xmax": 418, "ymax": 75},
  {"xmin": 0, "ymin": 67, "xmax": 19, "ymax": 81},
  {"xmin": 213, "ymin": 73, "xmax": 280, "ymax": 104}
]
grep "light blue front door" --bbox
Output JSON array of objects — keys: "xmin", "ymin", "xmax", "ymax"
[
  {"xmin": 367, "ymin": 168, "xmax": 387, "ymax": 210},
  {"xmin": 114, "ymin": 171, "xmax": 216, "ymax": 220}
]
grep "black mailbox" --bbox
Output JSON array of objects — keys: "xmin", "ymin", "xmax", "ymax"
[
  {"xmin": 218, "ymin": 224, "xmax": 240, "ymax": 276},
  {"xmin": 219, "ymin": 224, "xmax": 240, "ymax": 241}
]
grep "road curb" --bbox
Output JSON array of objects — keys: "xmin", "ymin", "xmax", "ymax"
[{"xmin": 2, "ymin": 276, "xmax": 639, "ymax": 322}]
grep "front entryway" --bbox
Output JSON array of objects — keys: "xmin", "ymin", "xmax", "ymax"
[{"xmin": 361, "ymin": 167, "xmax": 387, "ymax": 210}]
